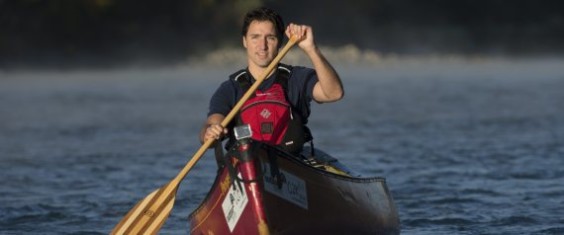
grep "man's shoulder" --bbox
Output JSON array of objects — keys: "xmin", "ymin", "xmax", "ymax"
[
  {"xmin": 278, "ymin": 63, "xmax": 292, "ymax": 73},
  {"xmin": 286, "ymin": 65, "xmax": 315, "ymax": 83},
  {"xmin": 288, "ymin": 65, "xmax": 314, "ymax": 75},
  {"xmin": 280, "ymin": 63, "xmax": 315, "ymax": 74},
  {"xmin": 229, "ymin": 68, "xmax": 247, "ymax": 81}
]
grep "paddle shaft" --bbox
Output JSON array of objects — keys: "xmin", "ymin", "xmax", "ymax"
[{"xmin": 112, "ymin": 35, "xmax": 298, "ymax": 235}]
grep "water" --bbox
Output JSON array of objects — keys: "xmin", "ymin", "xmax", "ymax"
[{"xmin": 1, "ymin": 58, "xmax": 563, "ymax": 234}]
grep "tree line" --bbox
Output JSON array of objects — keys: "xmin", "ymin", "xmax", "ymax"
[{"xmin": 1, "ymin": 0, "xmax": 563, "ymax": 69}]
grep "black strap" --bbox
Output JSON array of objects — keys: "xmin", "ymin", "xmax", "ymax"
[
  {"xmin": 267, "ymin": 147, "xmax": 284, "ymax": 189},
  {"xmin": 223, "ymin": 144, "xmax": 262, "ymax": 191},
  {"xmin": 235, "ymin": 65, "xmax": 290, "ymax": 95},
  {"xmin": 214, "ymin": 141, "xmax": 225, "ymax": 168}
]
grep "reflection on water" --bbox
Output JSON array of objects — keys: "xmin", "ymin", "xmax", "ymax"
[{"xmin": 1, "ymin": 58, "xmax": 564, "ymax": 234}]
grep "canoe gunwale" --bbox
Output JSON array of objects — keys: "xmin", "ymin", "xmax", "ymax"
[{"xmin": 259, "ymin": 143, "xmax": 388, "ymax": 183}]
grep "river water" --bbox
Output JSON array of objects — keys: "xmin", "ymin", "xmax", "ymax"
[{"xmin": 1, "ymin": 58, "xmax": 563, "ymax": 234}]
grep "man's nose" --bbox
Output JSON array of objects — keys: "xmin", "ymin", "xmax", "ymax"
[{"xmin": 258, "ymin": 37, "xmax": 268, "ymax": 49}]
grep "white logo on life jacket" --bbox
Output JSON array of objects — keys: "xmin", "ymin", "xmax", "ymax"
[
  {"xmin": 260, "ymin": 109, "xmax": 271, "ymax": 119},
  {"xmin": 256, "ymin": 92, "xmax": 274, "ymax": 96}
]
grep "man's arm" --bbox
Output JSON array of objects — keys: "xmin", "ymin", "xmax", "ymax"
[{"xmin": 286, "ymin": 23, "xmax": 344, "ymax": 103}]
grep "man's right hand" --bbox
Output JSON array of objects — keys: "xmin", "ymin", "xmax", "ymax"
[
  {"xmin": 200, "ymin": 114, "xmax": 228, "ymax": 144},
  {"xmin": 204, "ymin": 124, "xmax": 227, "ymax": 142}
]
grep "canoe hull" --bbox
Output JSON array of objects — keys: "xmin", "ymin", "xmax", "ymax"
[{"xmin": 189, "ymin": 142, "xmax": 400, "ymax": 235}]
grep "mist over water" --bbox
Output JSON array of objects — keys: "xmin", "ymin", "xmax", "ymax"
[{"xmin": 1, "ymin": 58, "xmax": 563, "ymax": 234}]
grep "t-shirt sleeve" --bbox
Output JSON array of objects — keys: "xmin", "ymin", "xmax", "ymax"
[
  {"xmin": 289, "ymin": 66, "xmax": 318, "ymax": 119},
  {"xmin": 208, "ymin": 80, "xmax": 236, "ymax": 117},
  {"xmin": 304, "ymin": 69, "xmax": 317, "ymax": 102}
]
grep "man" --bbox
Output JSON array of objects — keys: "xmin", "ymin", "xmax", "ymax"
[{"xmin": 200, "ymin": 7, "xmax": 343, "ymax": 153}]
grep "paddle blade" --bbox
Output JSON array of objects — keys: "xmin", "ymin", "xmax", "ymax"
[{"xmin": 111, "ymin": 185, "xmax": 177, "ymax": 235}]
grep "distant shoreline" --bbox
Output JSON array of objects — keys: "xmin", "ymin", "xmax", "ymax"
[
  {"xmin": 183, "ymin": 44, "xmax": 563, "ymax": 69},
  {"xmin": 185, "ymin": 44, "xmax": 484, "ymax": 67},
  {"xmin": 1, "ymin": 44, "xmax": 562, "ymax": 73}
]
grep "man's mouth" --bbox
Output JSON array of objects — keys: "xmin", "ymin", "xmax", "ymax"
[{"xmin": 257, "ymin": 52, "xmax": 268, "ymax": 58}]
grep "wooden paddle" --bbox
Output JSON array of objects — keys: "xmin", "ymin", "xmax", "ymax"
[{"xmin": 111, "ymin": 35, "xmax": 299, "ymax": 235}]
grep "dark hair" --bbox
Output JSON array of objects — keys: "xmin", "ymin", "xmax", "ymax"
[{"xmin": 242, "ymin": 7, "xmax": 285, "ymax": 47}]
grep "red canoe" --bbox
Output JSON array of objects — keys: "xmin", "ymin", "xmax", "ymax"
[{"xmin": 188, "ymin": 138, "xmax": 400, "ymax": 235}]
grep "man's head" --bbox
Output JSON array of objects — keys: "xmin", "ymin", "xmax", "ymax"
[
  {"xmin": 242, "ymin": 7, "xmax": 285, "ymax": 69},
  {"xmin": 242, "ymin": 7, "xmax": 285, "ymax": 48}
]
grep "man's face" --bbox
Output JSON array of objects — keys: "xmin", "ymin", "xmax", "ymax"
[{"xmin": 243, "ymin": 20, "xmax": 279, "ymax": 68}]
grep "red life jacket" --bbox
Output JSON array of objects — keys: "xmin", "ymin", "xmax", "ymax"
[
  {"xmin": 233, "ymin": 66, "xmax": 311, "ymax": 153},
  {"xmin": 239, "ymin": 82, "xmax": 290, "ymax": 145}
]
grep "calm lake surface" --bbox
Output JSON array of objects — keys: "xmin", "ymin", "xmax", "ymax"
[{"xmin": 1, "ymin": 58, "xmax": 563, "ymax": 234}]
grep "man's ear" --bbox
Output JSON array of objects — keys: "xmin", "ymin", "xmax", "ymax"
[{"xmin": 242, "ymin": 36, "xmax": 247, "ymax": 48}]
